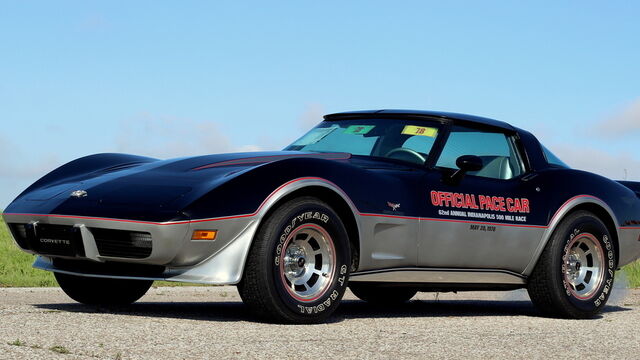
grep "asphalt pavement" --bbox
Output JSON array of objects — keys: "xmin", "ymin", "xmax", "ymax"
[{"xmin": 1, "ymin": 285, "xmax": 639, "ymax": 359}]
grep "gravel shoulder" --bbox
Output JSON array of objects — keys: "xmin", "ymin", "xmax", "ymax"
[{"xmin": 1, "ymin": 286, "xmax": 640, "ymax": 359}]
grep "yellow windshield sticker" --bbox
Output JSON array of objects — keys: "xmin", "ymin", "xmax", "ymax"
[
  {"xmin": 401, "ymin": 125, "xmax": 438, "ymax": 137},
  {"xmin": 344, "ymin": 125, "xmax": 375, "ymax": 135}
]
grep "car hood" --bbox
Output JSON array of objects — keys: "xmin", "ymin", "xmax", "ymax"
[{"xmin": 6, "ymin": 151, "xmax": 351, "ymax": 221}]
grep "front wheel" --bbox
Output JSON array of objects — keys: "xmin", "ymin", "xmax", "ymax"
[
  {"xmin": 54, "ymin": 272, "xmax": 153, "ymax": 305},
  {"xmin": 527, "ymin": 210, "xmax": 616, "ymax": 318},
  {"xmin": 238, "ymin": 196, "xmax": 351, "ymax": 323}
]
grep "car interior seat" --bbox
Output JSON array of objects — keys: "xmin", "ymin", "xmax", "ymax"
[{"xmin": 475, "ymin": 156, "xmax": 513, "ymax": 180}]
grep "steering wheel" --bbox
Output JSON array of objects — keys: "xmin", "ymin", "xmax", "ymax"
[{"xmin": 384, "ymin": 147, "xmax": 426, "ymax": 165}]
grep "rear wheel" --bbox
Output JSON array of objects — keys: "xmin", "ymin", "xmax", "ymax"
[
  {"xmin": 527, "ymin": 210, "xmax": 616, "ymax": 318},
  {"xmin": 350, "ymin": 284, "xmax": 417, "ymax": 304},
  {"xmin": 54, "ymin": 272, "xmax": 153, "ymax": 305},
  {"xmin": 238, "ymin": 196, "xmax": 350, "ymax": 323}
]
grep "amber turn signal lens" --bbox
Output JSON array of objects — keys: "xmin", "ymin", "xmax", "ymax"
[{"xmin": 192, "ymin": 230, "xmax": 217, "ymax": 240}]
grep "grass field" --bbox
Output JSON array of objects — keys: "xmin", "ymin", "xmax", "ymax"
[
  {"xmin": 2, "ymin": 218, "xmax": 640, "ymax": 288},
  {"xmin": 0, "ymin": 219, "xmax": 56, "ymax": 286},
  {"xmin": 623, "ymin": 260, "xmax": 640, "ymax": 288}
]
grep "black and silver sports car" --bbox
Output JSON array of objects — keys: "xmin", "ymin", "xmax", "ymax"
[{"xmin": 3, "ymin": 110, "xmax": 640, "ymax": 323}]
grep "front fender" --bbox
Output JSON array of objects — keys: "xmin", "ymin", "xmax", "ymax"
[{"xmin": 176, "ymin": 176, "xmax": 362, "ymax": 284}]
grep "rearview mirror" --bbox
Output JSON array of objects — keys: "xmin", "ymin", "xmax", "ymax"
[{"xmin": 446, "ymin": 155, "xmax": 484, "ymax": 185}]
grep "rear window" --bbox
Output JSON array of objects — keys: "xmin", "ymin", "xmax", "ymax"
[{"xmin": 542, "ymin": 145, "xmax": 570, "ymax": 168}]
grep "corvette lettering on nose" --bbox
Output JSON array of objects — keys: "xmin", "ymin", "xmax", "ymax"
[{"xmin": 39, "ymin": 238, "xmax": 71, "ymax": 245}]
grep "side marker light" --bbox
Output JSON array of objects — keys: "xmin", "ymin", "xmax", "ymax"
[{"xmin": 192, "ymin": 230, "xmax": 217, "ymax": 240}]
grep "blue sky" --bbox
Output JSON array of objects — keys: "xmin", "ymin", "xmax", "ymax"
[{"xmin": 1, "ymin": 2, "xmax": 639, "ymax": 207}]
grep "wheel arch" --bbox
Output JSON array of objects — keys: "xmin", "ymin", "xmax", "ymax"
[
  {"xmin": 523, "ymin": 196, "xmax": 621, "ymax": 276},
  {"xmin": 567, "ymin": 203, "xmax": 620, "ymax": 265},
  {"xmin": 254, "ymin": 179, "xmax": 362, "ymax": 272}
]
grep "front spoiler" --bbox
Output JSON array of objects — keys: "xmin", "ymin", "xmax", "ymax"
[
  {"xmin": 4, "ymin": 213, "xmax": 260, "ymax": 285},
  {"xmin": 33, "ymin": 216, "xmax": 254, "ymax": 285}
]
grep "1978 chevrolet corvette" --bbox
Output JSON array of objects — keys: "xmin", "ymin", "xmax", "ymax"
[{"xmin": 3, "ymin": 110, "xmax": 640, "ymax": 323}]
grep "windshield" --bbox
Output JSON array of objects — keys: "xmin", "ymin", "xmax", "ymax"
[{"xmin": 285, "ymin": 119, "xmax": 441, "ymax": 165}]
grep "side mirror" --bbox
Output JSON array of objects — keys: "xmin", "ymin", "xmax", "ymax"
[
  {"xmin": 456, "ymin": 155, "xmax": 483, "ymax": 172},
  {"xmin": 446, "ymin": 155, "xmax": 483, "ymax": 184}
]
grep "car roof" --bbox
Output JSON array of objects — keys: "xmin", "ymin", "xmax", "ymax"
[{"xmin": 324, "ymin": 109, "xmax": 515, "ymax": 131}]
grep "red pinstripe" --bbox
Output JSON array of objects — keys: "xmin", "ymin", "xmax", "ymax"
[{"xmin": 191, "ymin": 153, "xmax": 351, "ymax": 171}]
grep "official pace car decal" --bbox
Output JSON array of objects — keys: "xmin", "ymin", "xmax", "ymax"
[{"xmin": 430, "ymin": 190, "xmax": 531, "ymax": 223}]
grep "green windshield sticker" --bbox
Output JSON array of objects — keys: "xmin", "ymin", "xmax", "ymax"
[
  {"xmin": 344, "ymin": 125, "xmax": 375, "ymax": 135},
  {"xmin": 291, "ymin": 127, "xmax": 337, "ymax": 146}
]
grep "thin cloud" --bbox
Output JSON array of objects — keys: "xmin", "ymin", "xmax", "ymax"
[
  {"xmin": 115, "ymin": 113, "xmax": 263, "ymax": 158},
  {"xmin": 593, "ymin": 98, "xmax": 640, "ymax": 138},
  {"xmin": 298, "ymin": 104, "xmax": 325, "ymax": 130},
  {"xmin": 0, "ymin": 135, "xmax": 63, "ymax": 208},
  {"xmin": 0, "ymin": 134, "xmax": 61, "ymax": 178},
  {"xmin": 550, "ymin": 144, "xmax": 640, "ymax": 181}
]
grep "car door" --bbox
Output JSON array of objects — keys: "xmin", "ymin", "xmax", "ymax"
[
  {"xmin": 357, "ymin": 122, "xmax": 442, "ymax": 271},
  {"xmin": 418, "ymin": 124, "xmax": 546, "ymax": 273}
]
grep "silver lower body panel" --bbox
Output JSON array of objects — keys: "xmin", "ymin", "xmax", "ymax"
[{"xmin": 350, "ymin": 267, "xmax": 526, "ymax": 285}]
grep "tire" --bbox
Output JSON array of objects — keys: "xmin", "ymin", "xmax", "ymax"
[
  {"xmin": 238, "ymin": 196, "xmax": 351, "ymax": 323},
  {"xmin": 54, "ymin": 272, "xmax": 153, "ymax": 305},
  {"xmin": 527, "ymin": 210, "xmax": 616, "ymax": 318},
  {"xmin": 350, "ymin": 284, "xmax": 417, "ymax": 304}
]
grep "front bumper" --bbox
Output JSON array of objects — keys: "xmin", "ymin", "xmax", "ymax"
[{"xmin": 2, "ymin": 213, "xmax": 259, "ymax": 284}]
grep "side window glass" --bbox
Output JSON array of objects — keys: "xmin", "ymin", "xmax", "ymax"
[{"xmin": 436, "ymin": 127, "xmax": 523, "ymax": 180}]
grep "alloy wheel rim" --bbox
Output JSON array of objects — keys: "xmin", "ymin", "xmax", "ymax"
[
  {"xmin": 279, "ymin": 224, "xmax": 336, "ymax": 301},
  {"xmin": 562, "ymin": 233, "xmax": 605, "ymax": 300}
]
